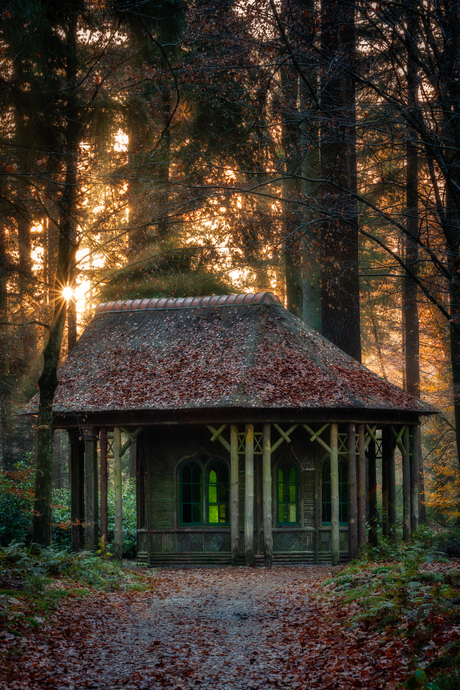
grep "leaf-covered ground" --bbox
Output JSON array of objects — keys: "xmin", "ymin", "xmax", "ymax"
[{"xmin": 0, "ymin": 564, "xmax": 443, "ymax": 690}]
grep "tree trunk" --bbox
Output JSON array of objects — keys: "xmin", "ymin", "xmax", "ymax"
[
  {"xmin": 32, "ymin": 17, "xmax": 81, "ymax": 545},
  {"xmin": 320, "ymin": 0, "xmax": 361, "ymax": 361},
  {"xmin": 404, "ymin": 3, "xmax": 425, "ymax": 523}
]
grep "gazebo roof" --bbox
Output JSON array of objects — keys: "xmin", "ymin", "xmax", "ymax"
[{"xmin": 30, "ymin": 292, "xmax": 433, "ymax": 425}]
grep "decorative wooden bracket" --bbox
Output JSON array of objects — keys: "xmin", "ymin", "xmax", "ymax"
[
  {"xmin": 206, "ymin": 424, "xmax": 231, "ymax": 452},
  {"xmin": 119, "ymin": 427, "xmax": 143, "ymax": 458},
  {"xmin": 303, "ymin": 423, "xmax": 331, "ymax": 454},
  {"xmin": 271, "ymin": 424, "xmax": 298, "ymax": 453},
  {"xmin": 390, "ymin": 425, "xmax": 407, "ymax": 456},
  {"xmin": 365, "ymin": 424, "xmax": 378, "ymax": 449}
]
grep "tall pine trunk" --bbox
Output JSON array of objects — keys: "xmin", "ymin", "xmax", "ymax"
[
  {"xmin": 32, "ymin": 18, "xmax": 81, "ymax": 545},
  {"xmin": 404, "ymin": 4, "xmax": 425, "ymax": 521},
  {"xmin": 320, "ymin": 0, "xmax": 360, "ymax": 361}
]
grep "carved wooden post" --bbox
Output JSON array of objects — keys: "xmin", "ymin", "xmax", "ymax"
[
  {"xmin": 347, "ymin": 422, "xmax": 358, "ymax": 560},
  {"xmin": 387, "ymin": 429, "xmax": 397, "ymax": 543},
  {"xmin": 368, "ymin": 438, "xmax": 378, "ymax": 548},
  {"xmin": 381, "ymin": 427, "xmax": 389, "ymax": 537},
  {"xmin": 330, "ymin": 423, "xmax": 339, "ymax": 566},
  {"xmin": 410, "ymin": 425, "xmax": 419, "ymax": 534},
  {"xmin": 83, "ymin": 427, "xmax": 99, "ymax": 550},
  {"xmin": 230, "ymin": 425, "xmax": 239, "ymax": 566},
  {"xmin": 68, "ymin": 429, "xmax": 84, "ymax": 551},
  {"xmin": 262, "ymin": 423, "xmax": 273, "ymax": 566},
  {"xmin": 114, "ymin": 427, "xmax": 123, "ymax": 560},
  {"xmin": 314, "ymin": 443, "xmax": 321, "ymax": 565},
  {"xmin": 357, "ymin": 425, "xmax": 366, "ymax": 550},
  {"xmin": 245, "ymin": 424, "xmax": 255, "ymax": 567},
  {"xmin": 100, "ymin": 428, "xmax": 108, "ymax": 551},
  {"xmin": 402, "ymin": 425, "xmax": 411, "ymax": 541}
]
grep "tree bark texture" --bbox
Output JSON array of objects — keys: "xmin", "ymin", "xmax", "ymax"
[
  {"xmin": 32, "ymin": 13, "xmax": 82, "ymax": 545},
  {"xmin": 114, "ymin": 427, "xmax": 123, "ymax": 560},
  {"xmin": 69, "ymin": 430, "xmax": 84, "ymax": 551},
  {"xmin": 320, "ymin": 0, "xmax": 361, "ymax": 361},
  {"xmin": 262, "ymin": 423, "xmax": 273, "ymax": 566},
  {"xmin": 347, "ymin": 422, "xmax": 358, "ymax": 559},
  {"xmin": 330, "ymin": 423, "xmax": 340, "ymax": 566},
  {"xmin": 100, "ymin": 428, "xmax": 108, "ymax": 550},
  {"xmin": 244, "ymin": 424, "xmax": 255, "ymax": 567},
  {"xmin": 230, "ymin": 425, "xmax": 239, "ymax": 566},
  {"xmin": 357, "ymin": 425, "xmax": 366, "ymax": 550},
  {"xmin": 403, "ymin": 426, "xmax": 411, "ymax": 541},
  {"xmin": 84, "ymin": 428, "xmax": 99, "ymax": 550}
]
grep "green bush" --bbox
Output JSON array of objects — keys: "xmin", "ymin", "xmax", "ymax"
[
  {"xmin": 0, "ymin": 459, "xmax": 138, "ymax": 558},
  {"xmin": 0, "ymin": 459, "xmax": 34, "ymax": 545}
]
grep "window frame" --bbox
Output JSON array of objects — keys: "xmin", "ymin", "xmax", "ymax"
[
  {"xmin": 277, "ymin": 461, "xmax": 299, "ymax": 526},
  {"xmin": 180, "ymin": 460, "xmax": 204, "ymax": 526},
  {"xmin": 207, "ymin": 460, "xmax": 230, "ymax": 526},
  {"xmin": 178, "ymin": 456, "xmax": 230, "ymax": 528}
]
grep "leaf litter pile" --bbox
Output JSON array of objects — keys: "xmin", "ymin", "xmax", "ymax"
[{"xmin": 3, "ymin": 562, "xmax": 459, "ymax": 690}]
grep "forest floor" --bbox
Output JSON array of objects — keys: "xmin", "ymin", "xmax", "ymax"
[{"xmin": 0, "ymin": 564, "xmax": 437, "ymax": 690}]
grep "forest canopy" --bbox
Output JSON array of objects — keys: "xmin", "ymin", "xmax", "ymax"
[{"xmin": 1, "ymin": 0, "xmax": 460, "ymax": 535}]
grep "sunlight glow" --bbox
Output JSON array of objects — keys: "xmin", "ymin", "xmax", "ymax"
[{"xmin": 63, "ymin": 286, "xmax": 73, "ymax": 301}]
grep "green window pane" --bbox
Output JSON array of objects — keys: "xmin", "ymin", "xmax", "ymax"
[
  {"xmin": 207, "ymin": 462, "xmax": 230, "ymax": 526},
  {"xmin": 192, "ymin": 504, "xmax": 202, "ymax": 523},
  {"xmin": 278, "ymin": 463, "xmax": 297, "ymax": 524},
  {"xmin": 183, "ymin": 504, "xmax": 192, "ymax": 523},
  {"xmin": 278, "ymin": 482, "xmax": 285, "ymax": 502},
  {"xmin": 181, "ymin": 462, "xmax": 203, "ymax": 525},
  {"xmin": 182, "ymin": 465, "xmax": 191, "ymax": 483},
  {"xmin": 219, "ymin": 504, "xmax": 228, "ymax": 522},
  {"xmin": 192, "ymin": 464, "xmax": 202, "ymax": 483}
]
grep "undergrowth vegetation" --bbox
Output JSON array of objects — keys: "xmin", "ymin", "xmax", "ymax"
[
  {"xmin": 323, "ymin": 527, "xmax": 460, "ymax": 690},
  {"xmin": 0, "ymin": 459, "xmax": 137, "ymax": 556},
  {"xmin": 0, "ymin": 542, "xmax": 155, "ymax": 635}
]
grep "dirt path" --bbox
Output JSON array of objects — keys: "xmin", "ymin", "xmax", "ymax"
[{"xmin": 1, "ymin": 567, "xmax": 408, "ymax": 690}]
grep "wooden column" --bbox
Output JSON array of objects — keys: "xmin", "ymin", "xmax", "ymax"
[
  {"xmin": 114, "ymin": 426, "xmax": 123, "ymax": 560},
  {"xmin": 245, "ymin": 423, "xmax": 255, "ymax": 567},
  {"xmin": 262, "ymin": 423, "xmax": 273, "ymax": 566},
  {"xmin": 230, "ymin": 425, "xmax": 239, "ymax": 566},
  {"xmin": 402, "ymin": 425, "xmax": 411, "ymax": 541},
  {"xmin": 314, "ymin": 443, "xmax": 321, "ymax": 565},
  {"xmin": 357, "ymin": 424, "xmax": 366, "ymax": 550},
  {"xmin": 416, "ymin": 425, "xmax": 426, "ymax": 523},
  {"xmin": 83, "ymin": 427, "xmax": 99, "ymax": 550},
  {"xmin": 410, "ymin": 425, "xmax": 419, "ymax": 534},
  {"xmin": 387, "ymin": 430, "xmax": 397, "ymax": 543},
  {"xmin": 347, "ymin": 422, "xmax": 358, "ymax": 560},
  {"xmin": 381, "ymin": 427, "xmax": 389, "ymax": 537},
  {"xmin": 68, "ymin": 430, "xmax": 84, "ymax": 551},
  {"xmin": 100, "ymin": 428, "xmax": 108, "ymax": 551},
  {"xmin": 368, "ymin": 438, "xmax": 378, "ymax": 548},
  {"xmin": 330, "ymin": 423, "xmax": 339, "ymax": 566}
]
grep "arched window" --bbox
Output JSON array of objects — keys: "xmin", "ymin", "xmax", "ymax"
[
  {"xmin": 322, "ymin": 458, "xmax": 348, "ymax": 524},
  {"xmin": 207, "ymin": 461, "xmax": 229, "ymax": 524},
  {"xmin": 278, "ymin": 463, "xmax": 298, "ymax": 525},
  {"xmin": 181, "ymin": 462, "xmax": 203, "ymax": 525}
]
